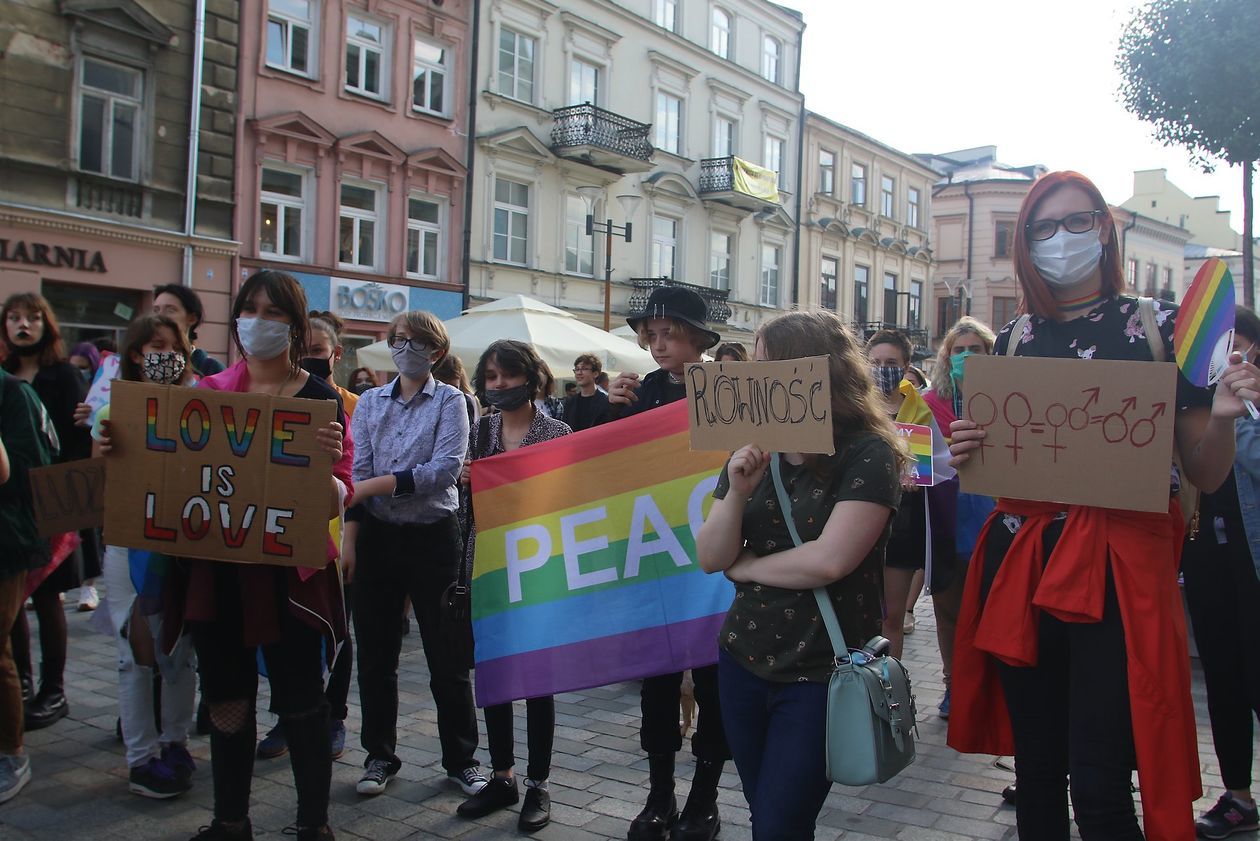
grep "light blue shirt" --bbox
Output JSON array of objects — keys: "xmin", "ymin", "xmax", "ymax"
[{"xmin": 351, "ymin": 375, "xmax": 469, "ymax": 525}]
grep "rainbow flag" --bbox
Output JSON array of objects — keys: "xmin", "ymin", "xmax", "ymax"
[
  {"xmin": 469, "ymin": 401, "xmax": 732, "ymax": 707},
  {"xmin": 1175, "ymin": 258, "xmax": 1235, "ymax": 387},
  {"xmin": 896, "ymin": 422, "xmax": 933, "ymax": 486}
]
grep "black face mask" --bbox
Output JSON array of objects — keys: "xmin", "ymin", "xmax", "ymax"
[
  {"xmin": 484, "ymin": 384, "xmax": 533, "ymax": 412},
  {"xmin": 351, "ymin": 381, "xmax": 373, "ymax": 395},
  {"xmin": 300, "ymin": 355, "xmax": 332, "ymax": 380}
]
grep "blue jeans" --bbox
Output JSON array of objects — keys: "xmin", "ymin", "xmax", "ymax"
[{"xmin": 718, "ymin": 650, "xmax": 832, "ymax": 840}]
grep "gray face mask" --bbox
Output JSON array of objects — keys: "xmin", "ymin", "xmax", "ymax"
[
  {"xmin": 236, "ymin": 317, "xmax": 292, "ymax": 360},
  {"xmin": 391, "ymin": 343, "xmax": 434, "ymax": 380}
]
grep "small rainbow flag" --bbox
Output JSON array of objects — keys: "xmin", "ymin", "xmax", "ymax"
[
  {"xmin": 896, "ymin": 422, "xmax": 933, "ymax": 486},
  {"xmin": 469, "ymin": 401, "xmax": 732, "ymax": 707},
  {"xmin": 1175, "ymin": 258, "xmax": 1235, "ymax": 387}
]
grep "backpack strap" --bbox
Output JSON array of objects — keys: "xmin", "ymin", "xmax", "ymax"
[
  {"xmin": 1137, "ymin": 297, "xmax": 1166, "ymax": 362},
  {"xmin": 1006, "ymin": 314, "xmax": 1032, "ymax": 357}
]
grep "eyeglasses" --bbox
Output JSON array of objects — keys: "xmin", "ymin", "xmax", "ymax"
[
  {"xmin": 573, "ymin": 366, "xmax": 593, "ymax": 373},
  {"xmin": 1025, "ymin": 210, "xmax": 1102, "ymax": 242},
  {"xmin": 387, "ymin": 335, "xmax": 431, "ymax": 353}
]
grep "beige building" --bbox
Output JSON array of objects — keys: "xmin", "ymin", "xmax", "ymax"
[
  {"xmin": 467, "ymin": 0, "xmax": 806, "ymax": 344},
  {"xmin": 1111, "ymin": 207, "xmax": 1192, "ymax": 299},
  {"xmin": 799, "ymin": 112, "xmax": 937, "ymax": 358},
  {"xmin": 1122, "ymin": 169, "xmax": 1243, "ymax": 251}
]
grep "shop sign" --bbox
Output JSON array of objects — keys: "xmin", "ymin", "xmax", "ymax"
[
  {"xmin": 0, "ymin": 239, "xmax": 107, "ymax": 272},
  {"xmin": 331, "ymin": 278, "xmax": 409, "ymax": 323}
]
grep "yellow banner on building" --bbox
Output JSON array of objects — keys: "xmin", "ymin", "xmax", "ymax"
[{"xmin": 731, "ymin": 157, "xmax": 780, "ymax": 202}]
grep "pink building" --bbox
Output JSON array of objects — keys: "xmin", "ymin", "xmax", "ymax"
[{"xmin": 236, "ymin": 0, "xmax": 471, "ymax": 378}]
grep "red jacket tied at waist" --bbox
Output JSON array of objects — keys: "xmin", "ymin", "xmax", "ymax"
[{"xmin": 947, "ymin": 498, "xmax": 1200, "ymax": 841}]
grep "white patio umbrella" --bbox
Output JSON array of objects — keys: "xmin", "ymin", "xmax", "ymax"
[{"xmin": 356, "ymin": 294, "xmax": 658, "ymax": 377}]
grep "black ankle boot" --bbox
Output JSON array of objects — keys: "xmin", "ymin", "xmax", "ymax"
[
  {"xmin": 629, "ymin": 754, "xmax": 678, "ymax": 841},
  {"xmin": 670, "ymin": 759, "xmax": 722, "ymax": 841},
  {"xmin": 24, "ymin": 687, "xmax": 68, "ymax": 730}
]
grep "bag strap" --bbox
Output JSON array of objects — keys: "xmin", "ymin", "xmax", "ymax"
[
  {"xmin": 1006, "ymin": 314, "xmax": 1031, "ymax": 357},
  {"xmin": 1137, "ymin": 297, "xmax": 1166, "ymax": 362},
  {"xmin": 769, "ymin": 453, "xmax": 851, "ymax": 659}
]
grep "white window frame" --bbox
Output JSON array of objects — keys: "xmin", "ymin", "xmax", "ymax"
[
  {"xmin": 655, "ymin": 91, "xmax": 683, "ymax": 156},
  {"xmin": 258, "ymin": 164, "xmax": 308, "ymax": 262},
  {"xmin": 761, "ymin": 35, "xmax": 781, "ymax": 84},
  {"xmin": 564, "ymin": 194, "xmax": 595, "ymax": 277},
  {"xmin": 909, "ymin": 279, "xmax": 923, "ymax": 328},
  {"xmin": 880, "ymin": 174, "xmax": 896, "ymax": 218},
  {"xmin": 851, "ymin": 162, "xmax": 867, "ymax": 207},
  {"xmin": 345, "ymin": 13, "xmax": 390, "ymax": 101},
  {"xmin": 907, "ymin": 186, "xmax": 921, "ymax": 228},
  {"xmin": 713, "ymin": 115, "xmax": 736, "ymax": 158},
  {"xmin": 764, "ymin": 134, "xmax": 785, "ymax": 188},
  {"xmin": 819, "ymin": 149, "xmax": 835, "ymax": 196},
  {"xmin": 760, "ymin": 243, "xmax": 781, "ymax": 307},
  {"xmin": 76, "ymin": 56, "xmax": 144, "ymax": 182},
  {"xmin": 266, "ymin": 0, "xmax": 318, "ymax": 77},
  {"xmin": 710, "ymin": 7, "xmax": 731, "ymax": 58},
  {"xmin": 497, "ymin": 26, "xmax": 536, "ymax": 104},
  {"xmin": 651, "ymin": 214, "xmax": 679, "ymax": 279},
  {"xmin": 710, "ymin": 230, "xmax": 733, "ymax": 291},
  {"xmin": 820, "ymin": 256, "xmax": 838, "ymax": 310},
  {"xmin": 493, "ymin": 177, "xmax": 530, "ymax": 266},
  {"xmin": 411, "ymin": 36, "xmax": 450, "ymax": 117},
  {"xmin": 406, "ymin": 194, "xmax": 444, "ymax": 280},
  {"xmin": 568, "ymin": 57, "xmax": 600, "ymax": 106},
  {"xmin": 654, "ymin": 0, "xmax": 679, "ymax": 32},
  {"xmin": 338, "ymin": 180, "xmax": 383, "ymax": 270}
]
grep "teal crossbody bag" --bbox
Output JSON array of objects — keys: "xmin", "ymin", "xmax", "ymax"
[{"xmin": 769, "ymin": 453, "xmax": 917, "ymax": 785}]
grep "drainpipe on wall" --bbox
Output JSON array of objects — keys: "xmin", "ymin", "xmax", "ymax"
[
  {"xmin": 181, "ymin": 0, "xmax": 207, "ymax": 288},
  {"xmin": 789, "ymin": 33, "xmax": 805, "ymax": 309},
  {"xmin": 963, "ymin": 181, "xmax": 974, "ymax": 316},
  {"xmin": 1121, "ymin": 211, "xmax": 1137, "ymax": 289},
  {"xmin": 459, "ymin": 0, "xmax": 482, "ymax": 312}
]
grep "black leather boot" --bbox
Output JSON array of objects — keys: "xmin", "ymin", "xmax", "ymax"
[
  {"xmin": 24, "ymin": 680, "xmax": 68, "ymax": 731},
  {"xmin": 670, "ymin": 759, "xmax": 722, "ymax": 841},
  {"xmin": 629, "ymin": 754, "xmax": 678, "ymax": 841}
]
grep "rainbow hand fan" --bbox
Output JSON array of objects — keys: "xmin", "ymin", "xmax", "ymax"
[{"xmin": 1174, "ymin": 258, "xmax": 1235, "ymax": 387}]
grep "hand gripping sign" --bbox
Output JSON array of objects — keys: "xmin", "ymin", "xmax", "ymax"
[{"xmin": 103, "ymin": 380, "xmax": 335, "ymax": 566}]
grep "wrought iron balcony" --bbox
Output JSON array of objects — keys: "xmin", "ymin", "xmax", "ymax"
[
  {"xmin": 697, "ymin": 156, "xmax": 781, "ymax": 213},
  {"xmin": 74, "ymin": 173, "xmax": 143, "ymax": 219},
  {"xmin": 853, "ymin": 321, "xmax": 931, "ymax": 360},
  {"xmin": 551, "ymin": 104, "xmax": 654, "ymax": 174},
  {"xmin": 628, "ymin": 277, "xmax": 733, "ymax": 324}
]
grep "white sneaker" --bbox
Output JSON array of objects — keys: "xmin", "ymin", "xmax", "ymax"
[
  {"xmin": 77, "ymin": 586, "xmax": 99, "ymax": 612},
  {"xmin": 448, "ymin": 765, "xmax": 489, "ymax": 795},
  {"xmin": 0, "ymin": 753, "xmax": 31, "ymax": 804}
]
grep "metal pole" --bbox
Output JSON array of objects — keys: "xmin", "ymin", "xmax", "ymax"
[{"xmin": 603, "ymin": 220, "xmax": 614, "ymax": 331}]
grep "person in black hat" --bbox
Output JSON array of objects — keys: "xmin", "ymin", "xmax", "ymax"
[{"xmin": 608, "ymin": 285, "xmax": 729, "ymax": 841}]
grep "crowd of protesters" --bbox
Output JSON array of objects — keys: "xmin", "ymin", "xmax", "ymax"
[{"xmin": 1, "ymin": 169, "xmax": 1259, "ymax": 841}]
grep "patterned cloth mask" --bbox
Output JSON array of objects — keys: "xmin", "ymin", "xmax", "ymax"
[
  {"xmin": 871, "ymin": 365, "xmax": 905, "ymax": 396},
  {"xmin": 142, "ymin": 350, "xmax": 186, "ymax": 385}
]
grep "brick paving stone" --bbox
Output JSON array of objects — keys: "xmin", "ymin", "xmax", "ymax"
[{"xmin": 0, "ymin": 593, "xmax": 1247, "ymax": 840}]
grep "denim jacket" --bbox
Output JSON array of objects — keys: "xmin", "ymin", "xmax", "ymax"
[{"xmin": 1232, "ymin": 415, "xmax": 1260, "ymax": 581}]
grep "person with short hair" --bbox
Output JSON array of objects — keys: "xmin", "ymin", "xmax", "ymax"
[
  {"xmin": 153, "ymin": 284, "xmax": 225, "ymax": 376},
  {"xmin": 344, "ymin": 310, "xmax": 485, "ymax": 800},
  {"xmin": 563, "ymin": 352, "xmax": 609, "ymax": 432},
  {"xmin": 712, "ymin": 342, "xmax": 748, "ymax": 362},
  {"xmin": 608, "ymin": 285, "xmax": 731, "ymax": 841}
]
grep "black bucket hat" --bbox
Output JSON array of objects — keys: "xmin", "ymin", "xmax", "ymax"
[{"xmin": 627, "ymin": 286, "xmax": 721, "ymax": 350}]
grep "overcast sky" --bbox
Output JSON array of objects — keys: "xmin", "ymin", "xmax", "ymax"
[{"xmin": 792, "ymin": 0, "xmax": 1249, "ymax": 233}]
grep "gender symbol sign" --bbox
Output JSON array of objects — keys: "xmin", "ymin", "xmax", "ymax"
[{"xmin": 957, "ymin": 355, "xmax": 1177, "ymax": 513}]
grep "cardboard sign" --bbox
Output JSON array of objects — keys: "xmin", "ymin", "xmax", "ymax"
[
  {"xmin": 957, "ymin": 355, "xmax": 1177, "ymax": 513},
  {"xmin": 895, "ymin": 423, "xmax": 934, "ymax": 486},
  {"xmin": 103, "ymin": 380, "xmax": 336, "ymax": 566},
  {"xmin": 84, "ymin": 353, "xmax": 120, "ymax": 427},
  {"xmin": 29, "ymin": 457, "xmax": 106, "ymax": 537},
  {"xmin": 684, "ymin": 357, "xmax": 834, "ymax": 455}
]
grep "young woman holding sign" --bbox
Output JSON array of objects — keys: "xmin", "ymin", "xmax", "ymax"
[
  {"xmin": 90, "ymin": 315, "xmax": 199, "ymax": 799},
  {"xmin": 697, "ymin": 310, "xmax": 906, "ymax": 840},
  {"xmin": 99, "ymin": 271, "xmax": 352, "ymax": 841},
  {"xmin": 946, "ymin": 171, "xmax": 1260, "ymax": 841},
  {"xmin": 607, "ymin": 285, "xmax": 730, "ymax": 841}
]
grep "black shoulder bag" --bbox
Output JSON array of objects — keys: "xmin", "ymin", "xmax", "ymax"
[{"xmin": 441, "ymin": 413, "xmax": 492, "ymax": 670}]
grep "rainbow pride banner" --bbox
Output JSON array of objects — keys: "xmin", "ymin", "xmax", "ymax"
[
  {"xmin": 469, "ymin": 401, "xmax": 732, "ymax": 707},
  {"xmin": 1175, "ymin": 257, "xmax": 1235, "ymax": 387},
  {"xmin": 896, "ymin": 422, "xmax": 933, "ymax": 486}
]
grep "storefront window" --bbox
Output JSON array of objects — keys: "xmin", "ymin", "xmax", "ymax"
[{"xmin": 42, "ymin": 280, "xmax": 142, "ymax": 350}]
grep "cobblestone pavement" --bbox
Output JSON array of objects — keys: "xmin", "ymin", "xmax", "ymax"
[{"xmin": 0, "ymin": 590, "xmax": 1250, "ymax": 841}]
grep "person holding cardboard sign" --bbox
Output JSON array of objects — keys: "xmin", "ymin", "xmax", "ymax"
[
  {"xmin": 697, "ymin": 310, "xmax": 907, "ymax": 840},
  {"xmin": 105, "ymin": 271, "xmax": 351, "ymax": 841},
  {"xmin": 946, "ymin": 172, "xmax": 1260, "ymax": 841},
  {"xmin": 608, "ymin": 286, "xmax": 731, "ymax": 841}
]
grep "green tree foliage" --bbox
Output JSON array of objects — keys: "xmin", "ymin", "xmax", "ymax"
[{"xmin": 1117, "ymin": 0, "xmax": 1260, "ymax": 305}]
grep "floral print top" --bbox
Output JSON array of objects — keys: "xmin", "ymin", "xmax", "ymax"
[{"xmin": 714, "ymin": 432, "xmax": 901, "ymax": 683}]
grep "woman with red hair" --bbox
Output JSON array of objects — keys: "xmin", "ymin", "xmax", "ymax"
[{"xmin": 947, "ymin": 171, "xmax": 1260, "ymax": 840}]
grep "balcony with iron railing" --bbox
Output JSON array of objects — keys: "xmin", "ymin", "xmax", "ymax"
[
  {"xmin": 73, "ymin": 173, "xmax": 144, "ymax": 219},
  {"xmin": 551, "ymin": 104, "xmax": 655, "ymax": 174},
  {"xmin": 628, "ymin": 277, "xmax": 733, "ymax": 324},
  {"xmin": 697, "ymin": 156, "xmax": 781, "ymax": 213}
]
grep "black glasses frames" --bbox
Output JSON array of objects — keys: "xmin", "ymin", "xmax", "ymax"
[{"xmin": 1025, "ymin": 210, "xmax": 1103, "ymax": 242}]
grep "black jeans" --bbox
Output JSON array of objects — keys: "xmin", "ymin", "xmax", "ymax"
[
  {"xmin": 484, "ymin": 696, "xmax": 554, "ymax": 781},
  {"xmin": 353, "ymin": 512, "xmax": 478, "ymax": 774},
  {"xmin": 1182, "ymin": 517, "xmax": 1260, "ymax": 791},
  {"xmin": 325, "ymin": 582, "xmax": 353, "ymax": 722},
  {"xmin": 640, "ymin": 664, "xmax": 730, "ymax": 761},
  {"xmin": 983, "ymin": 522, "xmax": 1141, "ymax": 841}
]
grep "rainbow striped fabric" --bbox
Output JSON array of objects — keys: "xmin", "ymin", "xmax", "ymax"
[
  {"xmin": 1175, "ymin": 258, "xmax": 1235, "ymax": 387},
  {"xmin": 896, "ymin": 423, "xmax": 934, "ymax": 486},
  {"xmin": 469, "ymin": 401, "xmax": 733, "ymax": 707}
]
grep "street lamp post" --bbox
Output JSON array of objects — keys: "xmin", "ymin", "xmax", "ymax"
[{"xmin": 577, "ymin": 187, "xmax": 642, "ymax": 331}]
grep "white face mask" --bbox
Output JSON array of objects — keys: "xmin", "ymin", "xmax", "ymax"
[
  {"xmin": 1030, "ymin": 229, "xmax": 1103, "ymax": 288},
  {"xmin": 236, "ymin": 317, "xmax": 292, "ymax": 360}
]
